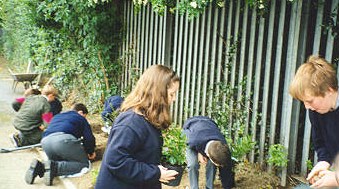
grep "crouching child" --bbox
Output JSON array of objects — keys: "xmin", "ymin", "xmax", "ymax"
[{"xmin": 183, "ymin": 116, "xmax": 235, "ymax": 189}]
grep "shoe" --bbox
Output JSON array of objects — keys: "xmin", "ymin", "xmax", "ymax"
[
  {"xmin": 44, "ymin": 160, "xmax": 57, "ymax": 186},
  {"xmin": 101, "ymin": 126, "xmax": 111, "ymax": 134},
  {"xmin": 25, "ymin": 159, "xmax": 45, "ymax": 184},
  {"xmin": 10, "ymin": 133, "xmax": 22, "ymax": 147}
]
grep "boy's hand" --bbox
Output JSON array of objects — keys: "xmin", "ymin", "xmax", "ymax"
[
  {"xmin": 88, "ymin": 152, "xmax": 96, "ymax": 160},
  {"xmin": 307, "ymin": 161, "xmax": 330, "ymax": 184},
  {"xmin": 310, "ymin": 170, "xmax": 338, "ymax": 188},
  {"xmin": 198, "ymin": 153, "xmax": 208, "ymax": 164}
]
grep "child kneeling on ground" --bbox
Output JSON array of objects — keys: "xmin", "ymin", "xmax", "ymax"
[{"xmin": 24, "ymin": 103, "xmax": 96, "ymax": 186}]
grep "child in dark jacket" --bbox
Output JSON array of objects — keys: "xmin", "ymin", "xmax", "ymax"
[
  {"xmin": 95, "ymin": 65, "xmax": 180, "ymax": 189},
  {"xmin": 100, "ymin": 95, "xmax": 123, "ymax": 134},
  {"xmin": 24, "ymin": 103, "xmax": 96, "ymax": 186},
  {"xmin": 183, "ymin": 116, "xmax": 235, "ymax": 189}
]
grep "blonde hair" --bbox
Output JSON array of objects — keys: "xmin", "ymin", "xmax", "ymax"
[
  {"xmin": 121, "ymin": 65, "xmax": 179, "ymax": 129},
  {"xmin": 289, "ymin": 55, "xmax": 338, "ymax": 101},
  {"xmin": 41, "ymin": 85, "xmax": 58, "ymax": 96}
]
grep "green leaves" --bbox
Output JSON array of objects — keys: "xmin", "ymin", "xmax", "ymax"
[
  {"xmin": 162, "ymin": 126, "xmax": 187, "ymax": 166},
  {"xmin": 1, "ymin": 0, "xmax": 124, "ymax": 112},
  {"xmin": 267, "ymin": 144, "xmax": 288, "ymax": 168}
]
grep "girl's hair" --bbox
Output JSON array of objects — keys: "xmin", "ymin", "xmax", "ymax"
[
  {"xmin": 289, "ymin": 55, "xmax": 338, "ymax": 101},
  {"xmin": 121, "ymin": 65, "xmax": 179, "ymax": 129}
]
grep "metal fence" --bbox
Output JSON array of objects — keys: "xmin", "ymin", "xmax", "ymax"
[{"xmin": 120, "ymin": 0, "xmax": 339, "ymax": 186}]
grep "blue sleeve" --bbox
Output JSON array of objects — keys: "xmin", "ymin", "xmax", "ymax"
[
  {"xmin": 103, "ymin": 126, "xmax": 161, "ymax": 184},
  {"xmin": 309, "ymin": 111, "xmax": 331, "ymax": 163},
  {"xmin": 219, "ymin": 157, "xmax": 235, "ymax": 189},
  {"xmin": 82, "ymin": 119, "xmax": 96, "ymax": 154}
]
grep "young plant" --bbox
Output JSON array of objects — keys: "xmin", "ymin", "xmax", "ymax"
[
  {"xmin": 267, "ymin": 144, "xmax": 288, "ymax": 168},
  {"xmin": 162, "ymin": 126, "xmax": 186, "ymax": 166},
  {"xmin": 306, "ymin": 159, "xmax": 313, "ymax": 172}
]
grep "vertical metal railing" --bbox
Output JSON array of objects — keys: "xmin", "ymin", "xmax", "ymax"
[{"xmin": 260, "ymin": 0, "xmax": 276, "ymax": 166}]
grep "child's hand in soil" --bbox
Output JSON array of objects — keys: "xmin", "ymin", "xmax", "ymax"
[{"xmin": 158, "ymin": 165, "xmax": 178, "ymax": 183}]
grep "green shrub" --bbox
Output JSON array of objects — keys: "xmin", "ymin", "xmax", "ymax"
[
  {"xmin": 162, "ymin": 126, "xmax": 186, "ymax": 166},
  {"xmin": 267, "ymin": 144, "xmax": 288, "ymax": 168}
]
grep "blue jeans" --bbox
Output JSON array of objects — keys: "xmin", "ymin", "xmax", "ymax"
[
  {"xmin": 41, "ymin": 132, "xmax": 89, "ymax": 176},
  {"xmin": 186, "ymin": 147, "xmax": 216, "ymax": 189}
]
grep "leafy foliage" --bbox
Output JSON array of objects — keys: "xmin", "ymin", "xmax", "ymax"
[
  {"xmin": 322, "ymin": 3, "xmax": 338, "ymax": 38},
  {"xmin": 131, "ymin": 0, "xmax": 296, "ymax": 19},
  {"xmin": 0, "ymin": 0, "xmax": 124, "ymax": 112},
  {"xmin": 306, "ymin": 159, "xmax": 313, "ymax": 171},
  {"xmin": 133, "ymin": 0, "xmax": 224, "ymax": 18},
  {"xmin": 208, "ymin": 81, "xmax": 256, "ymax": 161},
  {"xmin": 162, "ymin": 125, "xmax": 187, "ymax": 166},
  {"xmin": 267, "ymin": 144, "xmax": 288, "ymax": 168}
]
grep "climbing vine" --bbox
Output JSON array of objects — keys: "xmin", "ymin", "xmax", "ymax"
[{"xmin": 132, "ymin": 0, "xmax": 296, "ymax": 18}]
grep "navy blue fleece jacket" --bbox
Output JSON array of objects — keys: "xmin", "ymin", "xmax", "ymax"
[
  {"xmin": 309, "ymin": 108, "xmax": 339, "ymax": 164},
  {"xmin": 95, "ymin": 110, "xmax": 162, "ymax": 189},
  {"xmin": 43, "ymin": 111, "xmax": 96, "ymax": 154}
]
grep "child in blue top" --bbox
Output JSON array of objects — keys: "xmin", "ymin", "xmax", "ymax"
[
  {"xmin": 95, "ymin": 65, "xmax": 180, "ymax": 189},
  {"xmin": 290, "ymin": 55, "xmax": 339, "ymax": 188},
  {"xmin": 100, "ymin": 95, "xmax": 123, "ymax": 134},
  {"xmin": 183, "ymin": 116, "xmax": 235, "ymax": 189}
]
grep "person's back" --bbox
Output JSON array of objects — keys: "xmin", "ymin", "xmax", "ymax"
[
  {"xmin": 14, "ymin": 95, "xmax": 50, "ymax": 131},
  {"xmin": 10, "ymin": 85, "xmax": 57, "ymax": 147},
  {"xmin": 101, "ymin": 95, "xmax": 123, "ymax": 121},
  {"xmin": 25, "ymin": 103, "xmax": 96, "ymax": 186},
  {"xmin": 12, "ymin": 88, "xmax": 41, "ymax": 112},
  {"xmin": 43, "ymin": 110, "xmax": 95, "ymax": 150}
]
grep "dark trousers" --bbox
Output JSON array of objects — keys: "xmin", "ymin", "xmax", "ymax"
[{"xmin": 20, "ymin": 128, "xmax": 42, "ymax": 146}]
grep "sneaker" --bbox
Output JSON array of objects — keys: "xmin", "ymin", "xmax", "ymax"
[
  {"xmin": 10, "ymin": 133, "xmax": 22, "ymax": 147},
  {"xmin": 44, "ymin": 160, "xmax": 57, "ymax": 186},
  {"xmin": 101, "ymin": 126, "xmax": 111, "ymax": 134},
  {"xmin": 25, "ymin": 159, "xmax": 45, "ymax": 184}
]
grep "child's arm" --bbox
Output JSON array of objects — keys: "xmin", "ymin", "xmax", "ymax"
[
  {"xmin": 12, "ymin": 97, "xmax": 25, "ymax": 112},
  {"xmin": 218, "ymin": 158, "xmax": 235, "ymax": 189}
]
